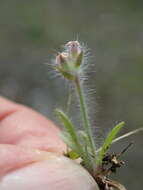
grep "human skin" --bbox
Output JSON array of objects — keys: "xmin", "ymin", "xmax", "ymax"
[{"xmin": 0, "ymin": 97, "xmax": 99, "ymax": 190}]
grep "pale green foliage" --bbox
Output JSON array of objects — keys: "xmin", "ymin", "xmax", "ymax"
[
  {"xmin": 53, "ymin": 41, "xmax": 143, "ymax": 173},
  {"xmin": 112, "ymin": 127, "xmax": 143, "ymax": 144},
  {"xmin": 56, "ymin": 109, "xmax": 80, "ymax": 149},
  {"xmin": 97, "ymin": 121, "xmax": 125, "ymax": 164},
  {"xmin": 65, "ymin": 150, "xmax": 80, "ymax": 160},
  {"xmin": 55, "ymin": 109, "xmax": 93, "ymax": 170},
  {"xmin": 56, "ymin": 107, "xmax": 126, "ymax": 169}
]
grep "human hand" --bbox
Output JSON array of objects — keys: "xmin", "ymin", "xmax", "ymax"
[{"xmin": 0, "ymin": 97, "xmax": 99, "ymax": 190}]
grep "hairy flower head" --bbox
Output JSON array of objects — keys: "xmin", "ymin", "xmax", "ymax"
[{"xmin": 55, "ymin": 41, "xmax": 84, "ymax": 80}]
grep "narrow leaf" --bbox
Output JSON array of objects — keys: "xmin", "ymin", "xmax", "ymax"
[
  {"xmin": 56, "ymin": 110, "xmax": 92, "ymax": 169},
  {"xmin": 66, "ymin": 150, "xmax": 80, "ymax": 160},
  {"xmin": 56, "ymin": 109, "xmax": 80, "ymax": 145},
  {"xmin": 78, "ymin": 130, "xmax": 92, "ymax": 153},
  {"xmin": 55, "ymin": 109, "xmax": 86, "ymax": 157},
  {"xmin": 60, "ymin": 132, "xmax": 79, "ymax": 152},
  {"xmin": 113, "ymin": 127, "xmax": 143, "ymax": 144},
  {"xmin": 97, "ymin": 121, "xmax": 125, "ymax": 164}
]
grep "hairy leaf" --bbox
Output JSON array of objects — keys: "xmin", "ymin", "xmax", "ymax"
[{"xmin": 97, "ymin": 121, "xmax": 125, "ymax": 164}]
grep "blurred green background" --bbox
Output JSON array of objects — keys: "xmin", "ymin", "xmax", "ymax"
[{"xmin": 0, "ymin": 0, "xmax": 143, "ymax": 189}]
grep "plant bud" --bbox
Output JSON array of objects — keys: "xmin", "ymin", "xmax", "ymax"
[
  {"xmin": 55, "ymin": 41, "xmax": 84, "ymax": 80},
  {"xmin": 66, "ymin": 41, "xmax": 82, "ymax": 57},
  {"xmin": 56, "ymin": 53, "xmax": 68, "ymax": 65},
  {"xmin": 56, "ymin": 53, "xmax": 69, "ymax": 71}
]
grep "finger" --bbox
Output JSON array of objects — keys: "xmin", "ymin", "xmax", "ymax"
[
  {"xmin": 0, "ymin": 97, "xmax": 66, "ymax": 154},
  {"xmin": 0, "ymin": 144, "xmax": 51, "ymax": 177},
  {"xmin": 0, "ymin": 97, "xmax": 99, "ymax": 189},
  {"xmin": 0, "ymin": 152, "xmax": 99, "ymax": 190}
]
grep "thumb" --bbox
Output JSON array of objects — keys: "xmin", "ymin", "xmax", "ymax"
[
  {"xmin": 0, "ymin": 97, "xmax": 99, "ymax": 190},
  {"xmin": 1, "ymin": 151, "xmax": 99, "ymax": 190}
]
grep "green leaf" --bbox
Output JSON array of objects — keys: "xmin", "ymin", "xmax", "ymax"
[
  {"xmin": 78, "ymin": 130, "xmax": 92, "ymax": 153},
  {"xmin": 97, "ymin": 121, "xmax": 125, "ymax": 165},
  {"xmin": 56, "ymin": 109, "xmax": 93, "ymax": 170},
  {"xmin": 56, "ymin": 109, "xmax": 80, "ymax": 145},
  {"xmin": 66, "ymin": 150, "xmax": 80, "ymax": 160},
  {"xmin": 112, "ymin": 127, "xmax": 143, "ymax": 144},
  {"xmin": 55, "ymin": 109, "xmax": 85, "ymax": 155},
  {"xmin": 60, "ymin": 131, "xmax": 79, "ymax": 152}
]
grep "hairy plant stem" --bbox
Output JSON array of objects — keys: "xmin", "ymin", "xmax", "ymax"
[{"xmin": 74, "ymin": 76, "xmax": 96, "ymax": 168}]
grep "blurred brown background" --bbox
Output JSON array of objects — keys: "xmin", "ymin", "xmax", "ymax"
[{"xmin": 0, "ymin": 0, "xmax": 143, "ymax": 189}]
